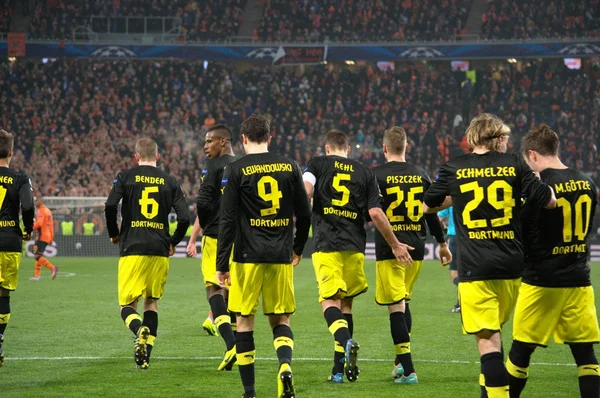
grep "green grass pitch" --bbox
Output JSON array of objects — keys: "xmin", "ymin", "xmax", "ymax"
[{"xmin": 2, "ymin": 257, "xmax": 599, "ymax": 397}]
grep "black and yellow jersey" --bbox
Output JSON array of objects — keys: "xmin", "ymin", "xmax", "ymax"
[
  {"xmin": 304, "ymin": 155, "xmax": 382, "ymax": 253},
  {"xmin": 197, "ymin": 154, "xmax": 236, "ymax": 238},
  {"xmin": 0, "ymin": 167, "xmax": 34, "ymax": 252},
  {"xmin": 216, "ymin": 153, "xmax": 311, "ymax": 271},
  {"xmin": 521, "ymin": 168, "xmax": 597, "ymax": 287},
  {"xmin": 105, "ymin": 165, "xmax": 190, "ymax": 257},
  {"xmin": 424, "ymin": 152, "xmax": 552, "ymax": 281},
  {"xmin": 373, "ymin": 161, "xmax": 445, "ymax": 261}
]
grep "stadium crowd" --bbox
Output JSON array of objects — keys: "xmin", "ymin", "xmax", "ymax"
[
  {"xmin": 258, "ymin": 0, "xmax": 472, "ymax": 42},
  {"xmin": 0, "ymin": 58, "xmax": 598, "ymax": 200},
  {"xmin": 27, "ymin": 0, "xmax": 246, "ymax": 41},
  {"xmin": 5, "ymin": 0, "xmax": 597, "ymax": 42},
  {"xmin": 0, "ymin": 0, "xmax": 16, "ymax": 34},
  {"xmin": 480, "ymin": 0, "xmax": 600, "ymax": 40}
]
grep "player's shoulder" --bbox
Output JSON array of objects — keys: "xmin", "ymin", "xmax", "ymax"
[
  {"xmin": 0, "ymin": 167, "xmax": 27, "ymax": 181},
  {"xmin": 542, "ymin": 168, "xmax": 596, "ymax": 188},
  {"xmin": 209, "ymin": 154, "xmax": 237, "ymax": 170}
]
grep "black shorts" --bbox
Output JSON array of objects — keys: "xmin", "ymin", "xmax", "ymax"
[
  {"xmin": 33, "ymin": 240, "xmax": 48, "ymax": 256},
  {"xmin": 447, "ymin": 236, "xmax": 457, "ymax": 271}
]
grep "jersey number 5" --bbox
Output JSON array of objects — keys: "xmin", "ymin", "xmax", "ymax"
[
  {"xmin": 386, "ymin": 186, "xmax": 423, "ymax": 222},
  {"xmin": 139, "ymin": 186, "xmax": 159, "ymax": 219},
  {"xmin": 460, "ymin": 180, "xmax": 515, "ymax": 229},
  {"xmin": 258, "ymin": 176, "xmax": 283, "ymax": 216},
  {"xmin": 557, "ymin": 195, "xmax": 593, "ymax": 242},
  {"xmin": 332, "ymin": 173, "xmax": 351, "ymax": 207},
  {"xmin": 0, "ymin": 186, "xmax": 6, "ymax": 208}
]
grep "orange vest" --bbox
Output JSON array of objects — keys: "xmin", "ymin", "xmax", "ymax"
[{"xmin": 34, "ymin": 205, "xmax": 54, "ymax": 243}]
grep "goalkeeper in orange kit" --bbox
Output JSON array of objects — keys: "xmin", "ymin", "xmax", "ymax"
[{"xmin": 30, "ymin": 197, "xmax": 58, "ymax": 280}]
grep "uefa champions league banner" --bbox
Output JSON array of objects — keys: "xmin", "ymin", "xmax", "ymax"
[{"xmin": 1, "ymin": 40, "xmax": 600, "ymax": 61}]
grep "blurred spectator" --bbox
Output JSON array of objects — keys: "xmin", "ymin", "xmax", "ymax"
[
  {"xmin": 259, "ymin": 0, "xmax": 472, "ymax": 42},
  {"xmin": 0, "ymin": 59, "xmax": 598, "ymax": 199},
  {"xmin": 28, "ymin": 0, "xmax": 247, "ymax": 41},
  {"xmin": 0, "ymin": 0, "xmax": 15, "ymax": 34},
  {"xmin": 481, "ymin": 0, "xmax": 600, "ymax": 40}
]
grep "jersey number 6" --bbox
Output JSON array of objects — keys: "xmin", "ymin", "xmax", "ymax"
[{"xmin": 139, "ymin": 186, "xmax": 159, "ymax": 219}]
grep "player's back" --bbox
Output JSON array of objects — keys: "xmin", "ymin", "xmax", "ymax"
[
  {"xmin": 373, "ymin": 161, "xmax": 430, "ymax": 260},
  {"xmin": 522, "ymin": 168, "xmax": 597, "ymax": 287},
  {"xmin": 306, "ymin": 155, "xmax": 379, "ymax": 253},
  {"xmin": 223, "ymin": 152, "xmax": 307, "ymax": 263},
  {"xmin": 197, "ymin": 154, "xmax": 236, "ymax": 238},
  {"xmin": 432, "ymin": 152, "xmax": 551, "ymax": 280},
  {"xmin": 116, "ymin": 165, "xmax": 183, "ymax": 257},
  {"xmin": 0, "ymin": 168, "xmax": 33, "ymax": 252}
]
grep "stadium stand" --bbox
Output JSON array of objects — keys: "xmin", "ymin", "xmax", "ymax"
[
  {"xmin": 27, "ymin": 0, "xmax": 247, "ymax": 41},
  {"xmin": 481, "ymin": 0, "xmax": 600, "ymax": 40},
  {"xmin": 0, "ymin": 0, "xmax": 15, "ymax": 34},
  {"xmin": 258, "ymin": 0, "xmax": 473, "ymax": 42},
  {"xmin": 0, "ymin": 59, "xmax": 598, "ymax": 197}
]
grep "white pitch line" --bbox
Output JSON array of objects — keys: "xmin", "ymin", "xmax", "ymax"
[{"xmin": 7, "ymin": 356, "xmax": 576, "ymax": 367}]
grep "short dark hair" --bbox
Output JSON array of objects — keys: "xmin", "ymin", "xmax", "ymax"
[
  {"xmin": 383, "ymin": 126, "xmax": 407, "ymax": 155},
  {"xmin": 135, "ymin": 138, "xmax": 158, "ymax": 161},
  {"xmin": 325, "ymin": 129, "xmax": 349, "ymax": 151},
  {"xmin": 521, "ymin": 124, "xmax": 559, "ymax": 157},
  {"xmin": 208, "ymin": 124, "xmax": 232, "ymax": 140},
  {"xmin": 240, "ymin": 115, "xmax": 270, "ymax": 144},
  {"xmin": 0, "ymin": 129, "xmax": 14, "ymax": 159}
]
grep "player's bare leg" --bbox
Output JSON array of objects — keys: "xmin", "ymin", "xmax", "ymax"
[
  {"xmin": 120, "ymin": 298, "xmax": 150, "ymax": 369},
  {"xmin": 477, "ymin": 331, "xmax": 509, "ymax": 398},
  {"xmin": 269, "ymin": 315, "xmax": 294, "ymax": 398},
  {"xmin": 322, "ymin": 296, "xmax": 359, "ymax": 383},
  {"xmin": 236, "ymin": 315, "xmax": 256, "ymax": 398},
  {"xmin": 0, "ymin": 288, "xmax": 11, "ymax": 367},
  {"xmin": 206, "ymin": 285, "xmax": 236, "ymax": 370},
  {"xmin": 450, "ymin": 270, "xmax": 459, "ymax": 312}
]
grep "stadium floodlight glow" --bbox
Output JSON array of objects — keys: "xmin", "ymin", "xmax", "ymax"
[
  {"xmin": 345, "ymin": 60, "xmax": 355, "ymax": 65},
  {"xmin": 356, "ymin": 144, "xmax": 360, "ymax": 149},
  {"xmin": 8, "ymin": 57, "xmax": 16, "ymax": 63},
  {"xmin": 507, "ymin": 58, "xmax": 517, "ymax": 64}
]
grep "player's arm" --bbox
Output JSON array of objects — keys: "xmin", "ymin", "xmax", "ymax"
[
  {"xmin": 423, "ymin": 164, "xmax": 451, "ymax": 213},
  {"xmin": 105, "ymin": 173, "xmax": 125, "ymax": 242},
  {"xmin": 170, "ymin": 180, "xmax": 191, "ymax": 251},
  {"xmin": 519, "ymin": 159, "xmax": 556, "ymax": 209},
  {"xmin": 292, "ymin": 163, "xmax": 312, "ymax": 264},
  {"xmin": 197, "ymin": 161, "xmax": 218, "ymax": 213},
  {"xmin": 302, "ymin": 157, "xmax": 319, "ymax": 200},
  {"xmin": 366, "ymin": 171, "xmax": 414, "ymax": 265},
  {"xmin": 424, "ymin": 213, "xmax": 451, "ymax": 266},
  {"xmin": 186, "ymin": 216, "xmax": 202, "ymax": 256},
  {"xmin": 216, "ymin": 166, "xmax": 238, "ymax": 278},
  {"xmin": 19, "ymin": 175, "xmax": 35, "ymax": 238}
]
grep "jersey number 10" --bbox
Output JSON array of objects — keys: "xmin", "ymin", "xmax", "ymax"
[{"xmin": 557, "ymin": 195, "xmax": 593, "ymax": 243}]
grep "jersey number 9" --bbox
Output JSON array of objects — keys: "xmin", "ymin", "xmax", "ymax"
[{"xmin": 257, "ymin": 176, "xmax": 283, "ymax": 216}]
